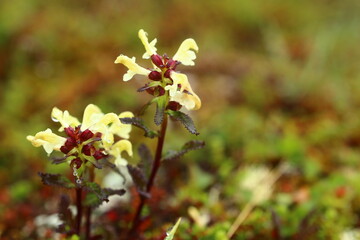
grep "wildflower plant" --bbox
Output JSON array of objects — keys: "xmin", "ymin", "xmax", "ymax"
[
  {"xmin": 27, "ymin": 104, "xmax": 133, "ymax": 237},
  {"xmin": 27, "ymin": 29, "xmax": 203, "ymax": 239},
  {"xmin": 115, "ymin": 29, "xmax": 204, "ymax": 239}
]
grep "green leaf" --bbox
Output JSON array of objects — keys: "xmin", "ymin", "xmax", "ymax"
[
  {"xmin": 166, "ymin": 110, "xmax": 199, "ymax": 135},
  {"xmin": 120, "ymin": 117, "xmax": 158, "ymax": 138},
  {"xmin": 164, "ymin": 218, "xmax": 182, "ymax": 240},
  {"xmin": 154, "ymin": 95, "xmax": 167, "ymax": 126},
  {"xmin": 163, "ymin": 140, "xmax": 205, "ymax": 161},
  {"xmin": 57, "ymin": 195, "xmax": 74, "ymax": 234},
  {"xmin": 38, "ymin": 172, "xmax": 76, "ymax": 189},
  {"xmin": 83, "ymin": 181, "xmax": 126, "ymax": 207},
  {"xmin": 138, "ymin": 144, "xmax": 153, "ymax": 177},
  {"xmin": 127, "ymin": 164, "xmax": 147, "ymax": 191}
]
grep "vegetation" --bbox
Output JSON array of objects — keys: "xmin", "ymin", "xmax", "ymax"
[{"xmin": 1, "ymin": 0, "xmax": 360, "ymax": 239}]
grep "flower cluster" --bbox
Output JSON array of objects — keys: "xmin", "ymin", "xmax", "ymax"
[
  {"xmin": 115, "ymin": 29, "xmax": 201, "ymax": 111},
  {"xmin": 27, "ymin": 104, "xmax": 134, "ymax": 172}
]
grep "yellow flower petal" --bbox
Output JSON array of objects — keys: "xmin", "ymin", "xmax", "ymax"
[
  {"xmin": 81, "ymin": 104, "xmax": 103, "ymax": 131},
  {"xmin": 114, "ymin": 55, "xmax": 151, "ymax": 81},
  {"xmin": 51, "ymin": 107, "xmax": 80, "ymax": 131},
  {"xmin": 173, "ymin": 38, "xmax": 199, "ymax": 66},
  {"xmin": 165, "ymin": 72, "xmax": 201, "ymax": 110},
  {"xmin": 138, "ymin": 29, "xmax": 158, "ymax": 59},
  {"xmin": 26, "ymin": 128, "xmax": 66, "ymax": 155},
  {"xmin": 170, "ymin": 91, "xmax": 201, "ymax": 111},
  {"xmin": 109, "ymin": 111, "xmax": 134, "ymax": 139},
  {"xmin": 109, "ymin": 140, "xmax": 133, "ymax": 166}
]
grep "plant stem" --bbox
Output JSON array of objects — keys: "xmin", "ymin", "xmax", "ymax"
[
  {"xmin": 85, "ymin": 166, "xmax": 95, "ymax": 240},
  {"xmin": 75, "ymin": 187, "xmax": 83, "ymax": 236},
  {"xmin": 128, "ymin": 114, "xmax": 168, "ymax": 237},
  {"xmin": 85, "ymin": 207, "xmax": 92, "ymax": 240}
]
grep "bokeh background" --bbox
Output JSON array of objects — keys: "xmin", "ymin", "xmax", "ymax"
[{"xmin": 1, "ymin": 0, "xmax": 360, "ymax": 239}]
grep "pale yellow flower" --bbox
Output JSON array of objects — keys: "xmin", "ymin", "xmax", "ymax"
[
  {"xmin": 27, "ymin": 104, "xmax": 134, "ymax": 164},
  {"xmin": 114, "ymin": 55, "xmax": 151, "ymax": 82},
  {"xmin": 108, "ymin": 140, "xmax": 133, "ymax": 166},
  {"xmin": 51, "ymin": 108, "xmax": 80, "ymax": 131},
  {"xmin": 166, "ymin": 72, "xmax": 201, "ymax": 110},
  {"xmin": 138, "ymin": 29, "xmax": 158, "ymax": 59},
  {"xmin": 27, "ymin": 128, "xmax": 66, "ymax": 155},
  {"xmin": 115, "ymin": 29, "xmax": 201, "ymax": 111},
  {"xmin": 172, "ymin": 39, "xmax": 199, "ymax": 66}
]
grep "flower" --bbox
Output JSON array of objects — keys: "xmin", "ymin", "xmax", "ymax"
[
  {"xmin": 27, "ymin": 104, "xmax": 133, "ymax": 168},
  {"xmin": 114, "ymin": 29, "xmax": 201, "ymax": 110}
]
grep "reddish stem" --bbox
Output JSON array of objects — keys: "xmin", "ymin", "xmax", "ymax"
[
  {"xmin": 127, "ymin": 114, "xmax": 168, "ymax": 238},
  {"xmin": 75, "ymin": 187, "xmax": 83, "ymax": 236},
  {"xmin": 85, "ymin": 166, "xmax": 95, "ymax": 239}
]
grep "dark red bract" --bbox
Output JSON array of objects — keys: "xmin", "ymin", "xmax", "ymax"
[{"xmin": 59, "ymin": 126, "xmax": 107, "ymax": 168}]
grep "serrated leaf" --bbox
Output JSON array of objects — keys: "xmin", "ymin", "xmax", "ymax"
[
  {"xmin": 38, "ymin": 172, "xmax": 76, "ymax": 189},
  {"xmin": 58, "ymin": 195, "xmax": 73, "ymax": 223},
  {"xmin": 127, "ymin": 164, "xmax": 147, "ymax": 191},
  {"xmin": 138, "ymin": 144, "xmax": 153, "ymax": 177},
  {"xmin": 163, "ymin": 140, "xmax": 205, "ymax": 161},
  {"xmin": 164, "ymin": 218, "xmax": 182, "ymax": 240},
  {"xmin": 57, "ymin": 195, "xmax": 74, "ymax": 234},
  {"xmin": 137, "ymin": 82, "xmax": 161, "ymax": 92},
  {"xmin": 166, "ymin": 110, "xmax": 199, "ymax": 135},
  {"xmin": 154, "ymin": 95, "xmax": 167, "ymax": 126},
  {"xmin": 83, "ymin": 181, "xmax": 126, "ymax": 208},
  {"xmin": 50, "ymin": 155, "xmax": 68, "ymax": 165},
  {"xmin": 120, "ymin": 117, "xmax": 158, "ymax": 138}
]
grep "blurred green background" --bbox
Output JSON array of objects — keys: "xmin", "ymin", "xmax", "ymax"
[{"xmin": 1, "ymin": 0, "xmax": 360, "ymax": 239}]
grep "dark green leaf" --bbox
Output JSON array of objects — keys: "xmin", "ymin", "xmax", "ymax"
[
  {"xmin": 166, "ymin": 110, "xmax": 199, "ymax": 135},
  {"xmin": 50, "ymin": 155, "xmax": 68, "ymax": 165},
  {"xmin": 56, "ymin": 195, "xmax": 74, "ymax": 234},
  {"xmin": 120, "ymin": 117, "xmax": 158, "ymax": 138},
  {"xmin": 127, "ymin": 164, "xmax": 147, "ymax": 191},
  {"xmin": 83, "ymin": 181, "xmax": 126, "ymax": 208},
  {"xmin": 38, "ymin": 172, "xmax": 76, "ymax": 189},
  {"xmin": 138, "ymin": 144, "xmax": 153, "ymax": 177},
  {"xmin": 154, "ymin": 96, "xmax": 167, "ymax": 126},
  {"xmin": 163, "ymin": 140, "xmax": 205, "ymax": 161}
]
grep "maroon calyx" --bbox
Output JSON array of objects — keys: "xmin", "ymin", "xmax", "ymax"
[
  {"xmin": 151, "ymin": 54, "xmax": 164, "ymax": 68},
  {"xmin": 59, "ymin": 126, "xmax": 107, "ymax": 169},
  {"xmin": 148, "ymin": 71, "xmax": 162, "ymax": 81},
  {"xmin": 166, "ymin": 101, "xmax": 182, "ymax": 111}
]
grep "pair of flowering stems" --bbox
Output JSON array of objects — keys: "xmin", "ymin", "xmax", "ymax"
[{"xmin": 27, "ymin": 29, "xmax": 203, "ymax": 239}]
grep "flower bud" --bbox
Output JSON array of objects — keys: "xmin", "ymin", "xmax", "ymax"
[
  {"xmin": 148, "ymin": 70, "xmax": 162, "ymax": 81},
  {"xmin": 60, "ymin": 145, "xmax": 71, "ymax": 154},
  {"xmin": 71, "ymin": 158, "xmax": 82, "ymax": 169},
  {"xmin": 64, "ymin": 137, "xmax": 77, "ymax": 150},
  {"xmin": 79, "ymin": 129, "xmax": 94, "ymax": 142},
  {"xmin": 64, "ymin": 127, "xmax": 76, "ymax": 139},
  {"xmin": 151, "ymin": 54, "xmax": 164, "ymax": 68},
  {"xmin": 93, "ymin": 150, "xmax": 107, "ymax": 160},
  {"xmin": 166, "ymin": 59, "xmax": 180, "ymax": 69},
  {"xmin": 164, "ymin": 69, "xmax": 173, "ymax": 79},
  {"xmin": 158, "ymin": 87, "xmax": 165, "ymax": 96},
  {"xmin": 82, "ymin": 144, "xmax": 95, "ymax": 156},
  {"xmin": 167, "ymin": 101, "xmax": 182, "ymax": 111}
]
